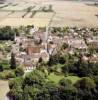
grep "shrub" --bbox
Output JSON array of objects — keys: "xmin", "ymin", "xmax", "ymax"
[
  {"xmin": 6, "ymin": 71, "xmax": 16, "ymax": 79},
  {"xmin": 15, "ymin": 67, "xmax": 24, "ymax": 77},
  {"xmin": 0, "ymin": 70, "xmax": 16, "ymax": 79}
]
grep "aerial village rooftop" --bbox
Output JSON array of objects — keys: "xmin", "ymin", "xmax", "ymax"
[{"xmin": 0, "ymin": 26, "xmax": 98, "ymax": 72}]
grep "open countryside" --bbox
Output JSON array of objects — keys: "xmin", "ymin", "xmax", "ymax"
[{"xmin": 0, "ymin": 0, "xmax": 98, "ymax": 27}]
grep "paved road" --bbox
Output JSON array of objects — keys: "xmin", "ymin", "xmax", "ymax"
[{"xmin": 0, "ymin": 80, "xmax": 9, "ymax": 100}]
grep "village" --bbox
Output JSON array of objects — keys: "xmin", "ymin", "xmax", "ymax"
[
  {"xmin": 0, "ymin": 0, "xmax": 98, "ymax": 100},
  {"xmin": 14, "ymin": 27, "xmax": 98, "ymax": 71},
  {"xmin": 0, "ymin": 26, "xmax": 98, "ymax": 73}
]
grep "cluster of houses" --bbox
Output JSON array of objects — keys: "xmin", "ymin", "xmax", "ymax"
[
  {"xmin": 62, "ymin": 27, "xmax": 98, "ymax": 63},
  {"xmin": 10, "ymin": 27, "xmax": 98, "ymax": 72},
  {"xmin": 11, "ymin": 27, "xmax": 60, "ymax": 72}
]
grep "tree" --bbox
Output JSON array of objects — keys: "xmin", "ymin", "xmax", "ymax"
[
  {"xmin": 10, "ymin": 52, "xmax": 16, "ymax": 69},
  {"xmin": 77, "ymin": 61, "xmax": 91, "ymax": 77},
  {"xmin": 27, "ymin": 7, "xmax": 32, "ymax": 12},
  {"xmin": 59, "ymin": 78, "xmax": 72, "ymax": 87},
  {"xmin": 92, "ymin": 62, "xmax": 98, "ymax": 75},
  {"xmin": 59, "ymin": 55, "xmax": 65, "ymax": 64},
  {"xmin": 48, "ymin": 54, "xmax": 59, "ymax": 66},
  {"xmin": 13, "ymin": 28, "xmax": 20, "ymax": 36},
  {"xmin": 0, "ymin": 65, "xmax": 3, "ymax": 72},
  {"xmin": 8, "ymin": 77, "xmax": 23, "ymax": 100},
  {"xmin": 48, "ymin": 52, "xmax": 65, "ymax": 66},
  {"xmin": 75, "ymin": 77, "xmax": 97, "ymax": 100},
  {"xmin": 93, "ymin": 75, "xmax": 98, "ymax": 89},
  {"xmin": 15, "ymin": 67, "xmax": 24, "ymax": 77},
  {"xmin": 0, "ymin": 26, "xmax": 15, "ymax": 40},
  {"xmin": 61, "ymin": 43, "xmax": 69, "ymax": 50},
  {"xmin": 38, "ymin": 57, "xmax": 43, "ymax": 63},
  {"xmin": 75, "ymin": 77, "xmax": 96, "ymax": 90},
  {"xmin": 49, "ymin": 5, "xmax": 53, "ymax": 12},
  {"xmin": 23, "ymin": 70, "xmax": 45, "ymax": 86}
]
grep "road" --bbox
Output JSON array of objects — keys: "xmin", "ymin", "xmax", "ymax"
[{"xmin": 0, "ymin": 80, "xmax": 9, "ymax": 100}]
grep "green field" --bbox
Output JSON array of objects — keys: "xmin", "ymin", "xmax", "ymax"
[
  {"xmin": 47, "ymin": 72, "xmax": 80, "ymax": 84},
  {"xmin": 65, "ymin": 76, "xmax": 81, "ymax": 84},
  {"xmin": 47, "ymin": 73, "xmax": 64, "ymax": 84}
]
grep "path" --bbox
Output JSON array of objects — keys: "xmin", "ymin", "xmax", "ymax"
[{"xmin": 0, "ymin": 80, "xmax": 9, "ymax": 100}]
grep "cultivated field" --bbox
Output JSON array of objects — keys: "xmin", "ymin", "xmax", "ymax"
[
  {"xmin": 8, "ymin": 11, "xmax": 26, "ymax": 18},
  {"xmin": 0, "ymin": 18, "xmax": 51, "ymax": 27},
  {"xmin": 0, "ymin": 11, "xmax": 11, "ymax": 18},
  {"xmin": 45, "ymin": 0, "xmax": 98, "ymax": 27},
  {"xmin": 1, "ymin": 4, "xmax": 30, "ymax": 11},
  {"xmin": 0, "ymin": 0, "xmax": 98, "ymax": 27},
  {"xmin": 33, "ymin": 12, "xmax": 53, "ymax": 19},
  {"xmin": 24, "ymin": 12, "xmax": 33, "ymax": 18}
]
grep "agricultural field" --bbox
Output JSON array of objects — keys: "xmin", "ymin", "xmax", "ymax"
[
  {"xmin": 46, "ymin": 0, "xmax": 98, "ymax": 27},
  {"xmin": 0, "ymin": 11, "xmax": 11, "ymax": 18},
  {"xmin": 31, "ymin": 5, "xmax": 42, "ymax": 11},
  {"xmin": 7, "ymin": 11, "xmax": 26, "ymax": 18},
  {"xmin": 0, "ymin": 0, "xmax": 98, "ymax": 27},
  {"xmin": 0, "ymin": 12, "xmax": 53, "ymax": 27},
  {"xmin": 1, "ymin": 5, "xmax": 25, "ymax": 11},
  {"xmin": 24, "ymin": 12, "xmax": 34, "ymax": 18},
  {"xmin": 33, "ymin": 12, "xmax": 53, "ymax": 19},
  {"xmin": 0, "ymin": 18, "xmax": 51, "ymax": 27},
  {"xmin": 0, "ymin": 3, "xmax": 8, "ymax": 8},
  {"xmin": 1, "ymin": 3, "xmax": 32, "ymax": 11}
]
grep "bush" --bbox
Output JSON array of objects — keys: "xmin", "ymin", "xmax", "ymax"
[
  {"xmin": 0, "ymin": 65, "xmax": 3, "ymax": 72},
  {"xmin": 0, "ymin": 70, "xmax": 16, "ymax": 79},
  {"xmin": 0, "ymin": 73, "xmax": 5, "ymax": 79},
  {"xmin": 15, "ymin": 67, "xmax": 24, "ymax": 77},
  {"xmin": 6, "ymin": 71, "xmax": 16, "ymax": 79},
  {"xmin": 0, "ymin": 60, "xmax": 10, "ymax": 70}
]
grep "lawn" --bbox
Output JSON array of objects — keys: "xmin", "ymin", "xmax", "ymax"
[
  {"xmin": 47, "ymin": 73, "xmax": 64, "ymax": 84},
  {"xmin": 65, "ymin": 76, "xmax": 81, "ymax": 84},
  {"xmin": 47, "ymin": 73, "xmax": 80, "ymax": 84}
]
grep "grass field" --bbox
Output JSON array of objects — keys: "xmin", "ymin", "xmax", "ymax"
[
  {"xmin": 47, "ymin": 73, "xmax": 65, "ymax": 84},
  {"xmin": 47, "ymin": 72, "xmax": 80, "ymax": 84},
  {"xmin": 65, "ymin": 76, "xmax": 81, "ymax": 84}
]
